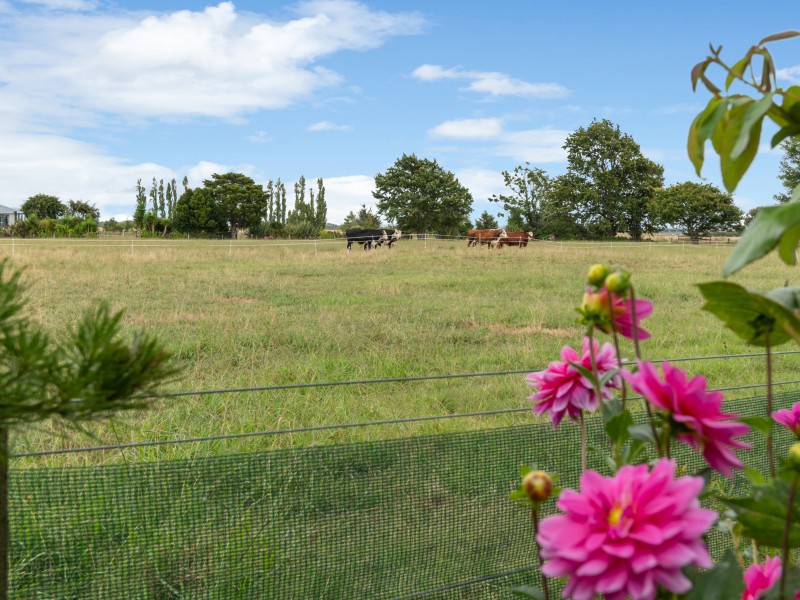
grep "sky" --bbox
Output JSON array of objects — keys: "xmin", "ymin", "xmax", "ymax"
[{"xmin": 0, "ymin": 0, "xmax": 798, "ymax": 224}]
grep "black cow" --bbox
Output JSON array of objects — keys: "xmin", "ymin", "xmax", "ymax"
[{"xmin": 346, "ymin": 228, "xmax": 388, "ymax": 252}]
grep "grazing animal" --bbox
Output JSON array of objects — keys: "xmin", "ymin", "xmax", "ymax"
[
  {"xmin": 496, "ymin": 231, "xmax": 534, "ymax": 248},
  {"xmin": 346, "ymin": 228, "xmax": 388, "ymax": 252},
  {"xmin": 467, "ymin": 228, "xmax": 508, "ymax": 248},
  {"xmin": 374, "ymin": 229, "xmax": 403, "ymax": 248}
]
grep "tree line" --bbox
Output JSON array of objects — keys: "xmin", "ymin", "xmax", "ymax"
[
  {"xmin": 7, "ymin": 173, "xmax": 328, "ymax": 240},
  {"xmin": 136, "ymin": 173, "xmax": 327, "ymax": 239},
  {"xmin": 369, "ymin": 119, "xmax": 750, "ymax": 242}
]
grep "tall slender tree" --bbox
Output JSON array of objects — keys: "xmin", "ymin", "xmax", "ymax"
[
  {"xmin": 158, "ymin": 180, "xmax": 166, "ymax": 219},
  {"xmin": 315, "ymin": 177, "xmax": 327, "ymax": 229},
  {"xmin": 133, "ymin": 179, "xmax": 147, "ymax": 228},
  {"xmin": 182, "ymin": 175, "xmax": 189, "ymax": 193},
  {"xmin": 266, "ymin": 180, "xmax": 274, "ymax": 224}
]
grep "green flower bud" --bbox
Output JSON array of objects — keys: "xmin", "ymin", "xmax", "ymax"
[
  {"xmin": 522, "ymin": 470, "xmax": 553, "ymax": 502},
  {"xmin": 605, "ymin": 269, "xmax": 631, "ymax": 294},
  {"xmin": 789, "ymin": 443, "xmax": 800, "ymax": 469},
  {"xmin": 587, "ymin": 264, "xmax": 609, "ymax": 287}
]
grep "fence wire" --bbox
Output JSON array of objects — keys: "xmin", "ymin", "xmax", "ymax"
[{"xmin": 9, "ymin": 389, "xmax": 798, "ymax": 599}]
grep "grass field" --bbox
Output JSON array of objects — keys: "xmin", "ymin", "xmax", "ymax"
[
  {"xmin": 4, "ymin": 236, "xmax": 800, "ymax": 599},
  {"xmin": 2, "ymin": 236, "xmax": 799, "ymax": 465}
]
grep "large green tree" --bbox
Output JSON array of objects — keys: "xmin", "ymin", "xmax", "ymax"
[
  {"xmin": 373, "ymin": 154, "xmax": 473, "ymax": 234},
  {"xmin": 202, "ymin": 173, "xmax": 267, "ymax": 239},
  {"xmin": 341, "ymin": 204, "xmax": 381, "ymax": 230},
  {"xmin": 774, "ymin": 137, "xmax": 800, "ymax": 204},
  {"xmin": 489, "ymin": 163, "xmax": 552, "ymax": 235},
  {"xmin": 554, "ymin": 119, "xmax": 664, "ymax": 240},
  {"xmin": 20, "ymin": 194, "xmax": 66, "ymax": 220},
  {"xmin": 173, "ymin": 188, "xmax": 227, "ymax": 236},
  {"xmin": 67, "ymin": 199, "xmax": 100, "ymax": 221},
  {"xmin": 474, "ymin": 211, "xmax": 498, "ymax": 229},
  {"xmin": 652, "ymin": 182, "xmax": 743, "ymax": 241}
]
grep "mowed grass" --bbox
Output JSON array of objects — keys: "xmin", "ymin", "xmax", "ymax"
[{"xmin": 3, "ymin": 236, "xmax": 799, "ymax": 465}]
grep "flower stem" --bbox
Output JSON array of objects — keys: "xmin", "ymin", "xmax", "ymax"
[
  {"xmin": 766, "ymin": 333, "xmax": 776, "ymax": 478},
  {"xmin": 780, "ymin": 471, "xmax": 799, "ymax": 599},
  {"xmin": 628, "ymin": 285, "xmax": 643, "ymax": 360},
  {"xmin": 580, "ymin": 411, "xmax": 587, "ymax": 472},
  {"xmin": 531, "ymin": 507, "xmax": 551, "ymax": 600},
  {"xmin": 610, "ymin": 326, "xmax": 628, "ymax": 412}
]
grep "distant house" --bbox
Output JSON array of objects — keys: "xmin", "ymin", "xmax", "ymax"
[{"xmin": 0, "ymin": 205, "xmax": 24, "ymax": 228}]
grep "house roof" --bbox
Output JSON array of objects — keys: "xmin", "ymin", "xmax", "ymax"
[{"xmin": 0, "ymin": 205, "xmax": 21, "ymax": 214}]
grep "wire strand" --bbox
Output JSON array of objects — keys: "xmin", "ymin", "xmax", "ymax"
[{"xmin": 14, "ymin": 379, "xmax": 800, "ymax": 458}]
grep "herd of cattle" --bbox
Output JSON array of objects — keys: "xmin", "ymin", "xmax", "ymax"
[{"xmin": 345, "ymin": 228, "xmax": 534, "ymax": 251}]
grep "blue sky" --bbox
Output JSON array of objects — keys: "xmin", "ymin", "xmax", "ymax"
[{"xmin": 0, "ymin": 0, "xmax": 797, "ymax": 223}]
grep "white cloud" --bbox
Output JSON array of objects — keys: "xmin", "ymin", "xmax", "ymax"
[
  {"xmin": 412, "ymin": 64, "xmax": 569, "ymax": 99},
  {"xmin": 0, "ymin": 132, "xmax": 262, "ymax": 220},
  {"xmin": 496, "ymin": 129, "xmax": 568, "ymax": 162},
  {"xmin": 322, "ymin": 175, "xmax": 375, "ymax": 223},
  {"xmin": 308, "ymin": 120, "xmax": 352, "ymax": 132},
  {"xmin": 429, "ymin": 118, "xmax": 503, "ymax": 140},
  {"xmin": 455, "ymin": 168, "xmax": 505, "ymax": 202},
  {"xmin": 246, "ymin": 130, "xmax": 271, "ymax": 143},
  {"xmin": 429, "ymin": 117, "xmax": 568, "ymax": 162},
  {"xmin": 1, "ymin": 1, "xmax": 426, "ymax": 122},
  {"xmin": 19, "ymin": 0, "xmax": 96, "ymax": 10},
  {"xmin": 777, "ymin": 65, "xmax": 800, "ymax": 84}
]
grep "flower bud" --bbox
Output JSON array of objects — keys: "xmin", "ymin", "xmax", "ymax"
[
  {"xmin": 581, "ymin": 291, "xmax": 605, "ymax": 316},
  {"xmin": 789, "ymin": 443, "xmax": 800, "ymax": 469},
  {"xmin": 605, "ymin": 269, "xmax": 631, "ymax": 294},
  {"xmin": 522, "ymin": 470, "xmax": 553, "ymax": 502},
  {"xmin": 587, "ymin": 264, "xmax": 609, "ymax": 287}
]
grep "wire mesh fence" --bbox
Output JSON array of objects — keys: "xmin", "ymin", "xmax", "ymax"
[{"xmin": 8, "ymin": 386, "xmax": 799, "ymax": 599}]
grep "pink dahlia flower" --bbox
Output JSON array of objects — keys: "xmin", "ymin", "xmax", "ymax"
[
  {"xmin": 538, "ymin": 459, "xmax": 715, "ymax": 600},
  {"xmin": 624, "ymin": 360, "xmax": 751, "ymax": 477},
  {"xmin": 773, "ymin": 402, "xmax": 800, "ymax": 435},
  {"xmin": 584, "ymin": 286, "xmax": 654, "ymax": 341},
  {"xmin": 742, "ymin": 555, "xmax": 781, "ymax": 600},
  {"xmin": 526, "ymin": 337, "xmax": 622, "ymax": 427}
]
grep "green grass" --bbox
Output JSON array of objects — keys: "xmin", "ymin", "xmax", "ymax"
[
  {"xmin": 2, "ymin": 236, "xmax": 799, "ymax": 465},
  {"xmin": 3, "ymin": 236, "xmax": 800, "ymax": 598}
]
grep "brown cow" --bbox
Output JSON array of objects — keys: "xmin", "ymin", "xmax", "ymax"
[
  {"xmin": 497, "ymin": 231, "xmax": 534, "ymax": 248},
  {"xmin": 467, "ymin": 228, "xmax": 507, "ymax": 248}
]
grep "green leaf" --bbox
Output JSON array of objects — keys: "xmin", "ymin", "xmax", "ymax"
[
  {"xmin": 778, "ymin": 223, "xmax": 800, "ymax": 266},
  {"xmin": 723, "ymin": 201, "xmax": 800, "ymax": 276},
  {"xmin": 684, "ymin": 549, "xmax": 744, "ymax": 599},
  {"xmin": 697, "ymin": 281, "xmax": 800, "ymax": 346},
  {"xmin": 739, "ymin": 415, "xmax": 775, "ymax": 438},
  {"xmin": 605, "ymin": 410, "xmax": 634, "ymax": 448},
  {"xmin": 725, "ymin": 52, "xmax": 752, "ymax": 91},
  {"xmin": 722, "ymin": 477, "xmax": 800, "ymax": 547},
  {"xmin": 731, "ymin": 92, "xmax": 773, "ymax": 158},
  {"xmin": 744, "ymin": 466, "xmax": 766, "ymax": 485},
  {"xmin": 711, "ymin": 98, "xmax": 765, "ymax": 192},
  {"xmin": 758, "ymin": 30, "xmax": 800, "ymax": 45},
  {"xmin": 628, "ymin": 423, "xmax": 656, "ymax": 444},
  {"xmin": 688, "ymin": 97, "xmax": 726, "ymax": 175},
  {"xmin": 511, "ymin": 586, "xmax": 546, "ymax": 599},
  {"xmin": 519, "ymin": 465, "xmax": 533, "ymax": 478}
]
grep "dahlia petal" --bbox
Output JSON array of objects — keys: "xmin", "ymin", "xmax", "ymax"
[{"xmin": 654, "ymin": 568, "xmax": 692, "ymax": 594}]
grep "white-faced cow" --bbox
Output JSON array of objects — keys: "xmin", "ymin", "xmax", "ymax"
[
  {"xmin": 467, "ymin": 228, "xmax": 508, "ymax": 248},
  {"xmin": 374, "ymin": 229, "xmax": 403, "ymax": 248},
  {"xmin": 497, "ymin": 231, "xmax": 534, "ymax": 248},
  {"xmin": 346, "ymin": 228, "xmax": 388, "ymax": 252}
]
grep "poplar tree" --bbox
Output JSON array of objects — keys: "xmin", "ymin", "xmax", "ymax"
[
  {"xmin": 182, "ymin": 176, "xmax": 189, "ymax": 193},
  {"xmin": 158, "ymin": 180, "xmax": 166, "ymax": 219},
  {"xmin": 266, "ymin": 180, "xmax": 274, "ymax": 224},
  {"xmin": 133, "ymin": 179, "xmax": 147, "ymax": 229},
  {"xmin": 315, "ymin": 177, "xmax": 327, "ymax": 229}
]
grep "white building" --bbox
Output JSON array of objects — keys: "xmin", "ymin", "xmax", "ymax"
[{"xmin": 0, "ymin": 205, "xmax": 24, "ymax": 228}]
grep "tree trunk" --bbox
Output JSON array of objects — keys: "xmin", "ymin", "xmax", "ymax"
[{"xmin": 0, "ymin": 426, "xmax": 9, "ymax": 600}]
